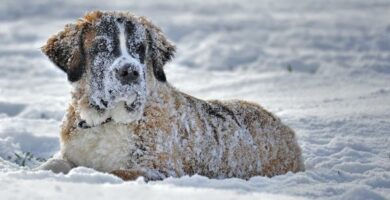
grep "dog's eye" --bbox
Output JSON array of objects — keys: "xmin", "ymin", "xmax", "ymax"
[
  {"xmin": 92, "ymin": 37, "xmax": 112, "ymax": 54},
  {"xmin": 136, "ymin": 44, "xmax": 145, "ymax": 62},
  {"xmin": 137, "ymin": 44, "xmax": 145, "ymax": 54},
  {"xmin": 97, "ymin": 42, "xmax": 108, "ymax": 52}
]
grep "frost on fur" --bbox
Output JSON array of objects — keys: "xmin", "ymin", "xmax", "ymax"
[{"xmin": 40, "ymin": 11, "xmax": 304, "ymax": 181}]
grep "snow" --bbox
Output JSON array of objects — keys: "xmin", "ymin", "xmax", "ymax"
[{"xmin": 0, "ymin": 0, "xmax": 389, "ymax": 199}]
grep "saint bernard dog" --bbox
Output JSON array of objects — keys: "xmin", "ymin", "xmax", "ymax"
[{"xmin": 37, "ymin": 11, "xmax": 304, "ymax": 181}]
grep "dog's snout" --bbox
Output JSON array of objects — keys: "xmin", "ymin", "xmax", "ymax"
[{"xmin": 116, "ymin": 64, "xmax": 139, "ymax": 85}]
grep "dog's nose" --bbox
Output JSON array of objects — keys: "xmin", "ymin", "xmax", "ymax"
[{"xmin": 116, "ymin": 64, "xmax": 139, "ymax": 85}]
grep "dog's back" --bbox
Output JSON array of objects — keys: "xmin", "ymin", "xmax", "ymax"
[
  {"xmin": 153, "ymin": 91, "xmax": 305, "ymax": 179},
  {"xmin": 204, "ymin": 100, "xmax": 304, "ymax": 178}
]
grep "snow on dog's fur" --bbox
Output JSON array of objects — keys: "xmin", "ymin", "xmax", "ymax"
[{"xmin": 37, "ymin": 11, "xmax": 304, "ymax": 180}]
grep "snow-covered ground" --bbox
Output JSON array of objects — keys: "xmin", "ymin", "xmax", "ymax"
[{"xmin": 1, "ymin": 0, "xmax": 389, "ymax": 199}]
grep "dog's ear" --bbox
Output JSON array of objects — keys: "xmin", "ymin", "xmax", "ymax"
[
  {"xmin": 145, "ymin": 24, "xmax": 175, "ymax": 82},
  {"xmin": 42, "ymin": 24, "xmax": 85, "ymax": 82}
]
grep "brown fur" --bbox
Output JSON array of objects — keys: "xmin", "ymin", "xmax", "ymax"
[{"xmin": 60, "ymin": 104, "xmax": 76, "ymax": 143}]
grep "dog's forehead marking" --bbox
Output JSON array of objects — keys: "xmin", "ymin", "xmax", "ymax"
[
  {"xmin": 118, "ymin": 22, "xmax": 130, "ymax": 58},
  {"xmin": 113, "ymin": 21, "xmax": 143, "ymax": 67}
]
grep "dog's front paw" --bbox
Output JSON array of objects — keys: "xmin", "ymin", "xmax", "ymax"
[
  {"xmin": 111, "ymin": 169, "xmax": 147, "ymax": 181},
  {"xmin": 111, "ymin": 169, "xmax": 164, "ymax": 181},
  {"xmin": 35, "ymin": 158, "xmax": 73, "ymax": 174}
]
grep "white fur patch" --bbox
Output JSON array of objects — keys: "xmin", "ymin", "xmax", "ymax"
[
  {"xmin": 110, "ymin": 98, "xmax": 141, "ymax": 124},
  {"xmin": 63, "ymin": 123, "xmax": 133, "ymax": 172}
]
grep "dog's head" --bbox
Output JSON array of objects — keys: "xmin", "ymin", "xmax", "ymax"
[{"xmin": 42, "ymin": 11, "xmax": 175, "ymax": 126}]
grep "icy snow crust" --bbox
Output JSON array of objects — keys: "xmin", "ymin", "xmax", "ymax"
[{"xmin": 0, "ymin": 0, "xmax": 390, "ymax": 199}]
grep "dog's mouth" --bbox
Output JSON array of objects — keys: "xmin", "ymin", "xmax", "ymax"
[
  {"xmin": 79, "ymin": 94, "xmax": 142, "ymax": 129},
  {"xmin": 78, "ymin": 117, "xmax": 112, "ymax": 129},
  {"xmin": 90, "ymin": 93, "xmax": 139, "ymax": 110}
]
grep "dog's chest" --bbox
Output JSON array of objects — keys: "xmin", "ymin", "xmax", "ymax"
[{"xmin": 62, "ymin": 124, "xmax": 134, "ymax": 172}]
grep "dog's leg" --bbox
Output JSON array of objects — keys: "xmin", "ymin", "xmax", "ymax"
[
  {"xmin": 34, "ymin": 158, "xmax": 73, "ymax": 174},
  {"xmin": 111, "ymin": 169, "xmax": 164, "ymax": 181}
]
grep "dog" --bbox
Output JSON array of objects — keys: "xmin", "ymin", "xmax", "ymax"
[{"xmin": 37, "ymin": 11, "xmax": 304, "ymax": 181}]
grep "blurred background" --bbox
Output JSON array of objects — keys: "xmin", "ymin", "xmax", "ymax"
[{"xmin": 1, "ymin": 0, "xmax": 390, "ymax": 75}]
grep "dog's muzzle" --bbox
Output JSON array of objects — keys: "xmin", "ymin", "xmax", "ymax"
[{"xmin": 115, "ymin": 63, "xmax": 140, "ymax": 85}]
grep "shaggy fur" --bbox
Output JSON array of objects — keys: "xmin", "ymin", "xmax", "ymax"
[{"xmin": 37, "ymin": 11, "xmax": 304, "ymax": 180}]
